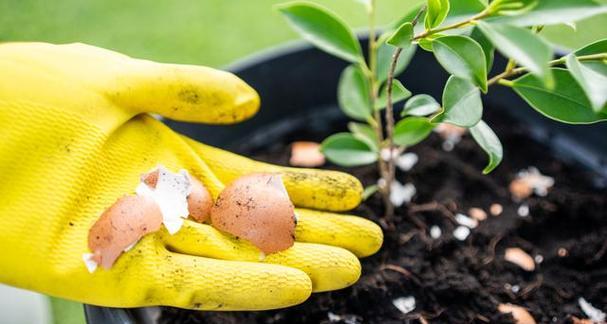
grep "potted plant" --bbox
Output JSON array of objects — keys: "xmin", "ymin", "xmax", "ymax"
[{"xmin": 86, "ymin": 0, "xmax": 607, "ymax": 322}]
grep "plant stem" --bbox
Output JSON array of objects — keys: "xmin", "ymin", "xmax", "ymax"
[
  {"xmin": 487, "ymin": 53, "xmax": 607, "ymax": 86},
  {"xmin": 382, "ymin": 47, "xmax": 403, "ymax": 220},
  {"xmin": 366, "ymin": 0, "xmax": 392, "ymax": 218},
  {"xmin": 413, "ymin": 10, "xmax": 490, "ymax": 41},
  {"xmin": 380, "ymin": 5, "xmax": 427, "ymax": 221}
]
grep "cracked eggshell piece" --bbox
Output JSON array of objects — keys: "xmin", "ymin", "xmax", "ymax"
[
  {"xmin": 289, "ymin": 141, "xmax": 325, "ymax": 167},
  {"xmin": 578, "ymin": 297, "xmax": 606, "ymax": 323},
  {"xmin": 395, "ymin": 152, "xmax": 418, "ymax": 172},
  {"xmin": 509, "ymin": 167, "xmax": 554, "ymax": 200},
  {"xmin": 186, "ymin": 176, "xmax": 213, "ymax": 223},
  {"xmin": 504, "ymin": 247, "xmax": 535, "ymax": 271},
  {"xmin": 88, "ymin": 195, "xmax": 163, "ymax": 269},
  {"xmin": 468, "ymin": 207, "xmax": 487, "ymax": 221},
  {"xmin": 141, "ymin": 169, "xmax": 213, "ymax": 223},
  {"xmin": 388, "ymin": 180, "xmax": 416, "ymax": 207},
  {"xmin": 211, "ymin": 173, "xmax": 296, "ymax": 254},
  {"xmin": 498, "ymin": 303, "xmax": 536, "ymax": 324},
  {"xmin": 137, "ymin": 166, "xmax": 192, "ymax": 234}
]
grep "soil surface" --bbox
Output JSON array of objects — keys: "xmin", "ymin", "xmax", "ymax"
[{"xmin": 160, "ymin": 108, "xmax": 607, "ymax": 323}]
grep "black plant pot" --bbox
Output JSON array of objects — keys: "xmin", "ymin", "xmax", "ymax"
[{"xmin": 84, "ymin": 38, "xmax": 607, "ymax": 324}]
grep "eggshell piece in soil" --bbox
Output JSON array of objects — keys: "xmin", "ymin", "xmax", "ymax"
[
  {"xmin": 571, "ymin": 316, "xmax": 594, "ymax": 324},
  {"xmin": 509, "ymin": 179, "xmax": 533, "ymax": 200},
  {"xmin": 490, "ymin": 203, "xmax": 503, "ymax": 216},
  {"xmin": 211, "ymin": 173, "xmax": 296, "ymax": 254},
  {"xmin": 504, "ymin": 247, "xmax": 535, "ymax": 271},
  {"xmin": 88, "ymin": 195, "xmax": 163, "ymax": 269},
  {"xmin": 498, "ymin": 303, "xmax": 536, "ymax": 324},
  {"xmin": 186, "ymin": 177, "xmax": 213, "ymax": 223},
  {"xmin": 289, "ymin": 141, "xmax": 325, "ymax": 167},
  {"xmin": 468, "ymin": 207, "xmax": 487, "ymax": 221}
]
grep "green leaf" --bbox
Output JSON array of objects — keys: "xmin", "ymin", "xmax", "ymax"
[
  {"xmin": 277, "ymin": 2, "xmax": 363, "ymax": 63},
  {"xmin": 348, "ymin": 122, "xmax": 379, "ymax": 151},
  {"xmin": 394, "ymin": 117, "xmax": 435, "ymax": 147},
  {"xmin": 375, "ymin": 80, "xmax": 412, "ymax": 110},
  {"xmin": 418, "ymin": 33, "xmax": 444, "ymax": 52},
  {"xmin": 488, "ymin": 0, "xmax": 538, "ymax": 16},
  {"xmin": 402, "ymin": 94, "xmax": 441, "ymax": 117},
  {"xmin": 448, "ymin": 0, "xmax": 488, "ymax": 18},
  {"xmin": 432, "ymin": 35, "xmax": 488, "ymax": 92},
  {"xmin": 477, "ymin": 21, "xmax": 552, "ymax": 86},
  {"xmin": 387, "ymin": 22, "xmax": 413, "ymax": 49},
  {"xmin": 566, "ymin": 54, "xmax": 607, "ymax": 112},
  {"xmin": 469, "ymin": 120, "xmax": 503, "ymax": 174},
  {"xmin": 321, "ymin": 133, "xmax": 378, "ymax": 166},
  {"xmin": 434, "ymin": 76, "xmax": 483, "ymax": 127},
  {"xmin": 512, "ymin": 68, "xmax": 607, "ymax": 124},
  {"xmin": 575, "ymin": 38, "xmax": 607, "ymax": 56},
  {"xmin": 377, "ymin": 34, "xmax": 416, "ymax": 84},
  {"xmin": 425, "ymin": 0, "xmax": 450, "ymax": 29},
  {"xmin": 490, "ymin": 0, "xmax": 607, "ymax": 27},
  {"xmin": 362, "ymin": 184, "xmax": 379, "ymax": 200},
  {"xmin": 470, "ymin": 26, "xmax": 495, "ymax": 71},
  {"xmin": 439, "ymin": 0, "xmax": 487, "ymax": 30},
  {"xmin": 338, "ymin": 65, "xmax": 372, "ymax": 121}
]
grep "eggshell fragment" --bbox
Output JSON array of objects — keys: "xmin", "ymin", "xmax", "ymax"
[
  {"xmin": 498, "ymin": 303, "xmax": 536, "ymax": 324},
  {"xmin": 434, "ymin": 123, "xmax": 467, "ymax": 151},
  {"xmin": 289, "ymin": 141, "xmax": 325, "ymax": 167},
  {"xmin": 490, "ymin": 203, "xmax": 503, "ymax": 216},
  {"xmin": 141, "ymin": 169, "xmax": 159, "ymax": 188},
  {"xmin": 571, "ymin": 316, "xmax": 594, "ymax": 324},
  {"xmin": 578, "ymin": 297, "xmax": 606, "ymax": 323},
  {"xmin": 504, "ymin": 247, "xmax": 535, "ymax": 271},
  {"xmin": 211, "ymin": 173, "xmax": 296, "ymax": 254},
  {"xmin": 187, "ymin": 177, "xmax": 213, "ymax": 223},
  {"xmin": 468, "ymin": 207, "xmax": 487, "ymax": 221},
  {"xmin": 137, "ymin": 166, "xmax": 191, "ymax": 234},
  {"xmin": 141, "ymin": 167, "xmax": 212, "ymax": 225},
  {"xmin": 509, "ymin": 167, "xmax": 554, "ymax": 200},
  {"xmin": 509, "ymin": 179, "xmax": 534, "ymax": 200},
  {"xmin": 88, "ymin": 195, "xmax": 163, "ymax": 269}
]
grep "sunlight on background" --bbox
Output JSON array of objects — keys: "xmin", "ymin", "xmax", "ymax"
[{"xmin": 1, "ymin": 0, "xmax": 606, "ymax": 67}]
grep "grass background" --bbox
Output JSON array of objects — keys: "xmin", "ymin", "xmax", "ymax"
[{"xmin": 1, "ymin": 0, "xmax": 605, "ymax": 323}]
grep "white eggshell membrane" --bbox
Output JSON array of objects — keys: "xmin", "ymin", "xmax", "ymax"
[{"xmin": 136, "ymin": 166, "xmax": 192, "ymax": 235}]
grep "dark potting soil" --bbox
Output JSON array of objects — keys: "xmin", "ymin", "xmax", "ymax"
[{"xmin": 160, "ymin": 108, "xmax": 607, "ymax": 324}]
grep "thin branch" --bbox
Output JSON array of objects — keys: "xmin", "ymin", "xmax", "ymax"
[
  {"xmin": 487, "ymin": 53, "xmax": 607, "ymax": 86},
  {"xmin": 379, "ymin": 4, "xmax": 427, "ymax": 220},
  {"xmin": 413, "ymin": 10, "xmax": 490, "ymax": 41},
  {"xmin": 411, "ymin": 5, "xmax": 427, "ymax": 27},
  {"xmin": 382, "ymin": 46, "xmax": 403, "ymax": 219}
]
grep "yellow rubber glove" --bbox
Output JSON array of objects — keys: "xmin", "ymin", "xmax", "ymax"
[{"xmin": 0, "ymin": 42, "xmax": 383, "ymax": 311}]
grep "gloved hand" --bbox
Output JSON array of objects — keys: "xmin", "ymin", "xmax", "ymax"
[{"xmin": 0, "ymin": 42, "xmax": 383, "ymax": 311}]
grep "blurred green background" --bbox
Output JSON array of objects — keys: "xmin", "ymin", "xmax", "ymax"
[{"xmin": 0, "ymin": 0, "xmax": 605, "ymax": 323}]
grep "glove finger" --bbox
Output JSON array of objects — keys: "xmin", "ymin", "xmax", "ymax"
[
  {"xmin": 155, "ymin": 251, "xmax": 311, "ymax": 310},
  {"xmin": 162, "ymin": 221, "xmax": 361, "ymax": 292},
  {"xmin": 183, "ymin": 137, "xmax": 363, "ymax": 212},
  {"xmin": 0, "ymin": 42, "xmax": 260, "ymax": 125},
  {"xmin": 294, "ymin": 208, "xmax": 383, "ymax": 258},
  {"xmin": 107, "ymin": 54, "xmax": 260, "ymax": 124}
]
